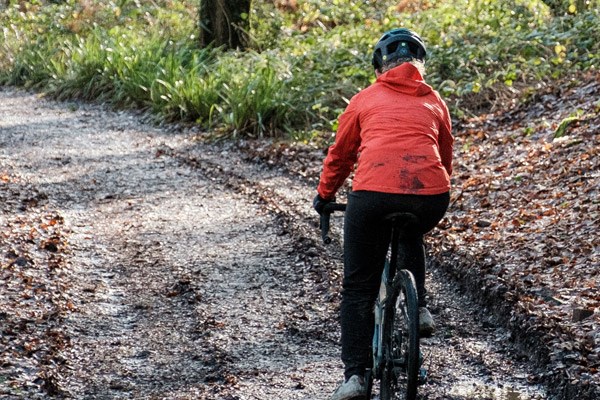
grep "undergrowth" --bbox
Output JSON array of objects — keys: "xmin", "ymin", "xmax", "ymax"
[{"xmin": 1, "ymin": 0, "xmax": 598, "ymax": 139}]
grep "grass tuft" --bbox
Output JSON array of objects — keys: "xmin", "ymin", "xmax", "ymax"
[{"xmin": 1, "ymin": 0, "xmax": 599, "ymax": 138}]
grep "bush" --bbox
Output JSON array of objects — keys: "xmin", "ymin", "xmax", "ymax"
[{"xmin": 1, "ymin": 0, "xmax": 598, "ymax": 138}]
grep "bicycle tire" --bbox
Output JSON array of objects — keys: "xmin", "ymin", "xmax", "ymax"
[{"xmin": 380, "ymin": 269, "xmax": 420, "ymax": 400}]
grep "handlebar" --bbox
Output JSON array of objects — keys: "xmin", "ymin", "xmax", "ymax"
[{"xmin": 320, "ymin": 203, "xmax": 346, "ymax": 244}]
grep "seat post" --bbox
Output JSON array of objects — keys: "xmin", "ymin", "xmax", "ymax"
[
  {"xmin": 388, "ymin": 225, "xmax": 401, "ymax": 282},
  {"xmin": 383, "ymin": 212, "xmax": 420, "ymax": 283}
]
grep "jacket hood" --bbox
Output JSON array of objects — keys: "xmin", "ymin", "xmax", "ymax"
[{"xmin": 376, "ymin": 63, "xmax": 433, "ymax": 96}]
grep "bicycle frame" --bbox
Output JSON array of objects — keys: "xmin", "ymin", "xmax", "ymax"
[
  {"xmin": 372, "ymin": 255, "xmax": 396, "ymax": 379},
  {"xmin": 370, "ymin": 223, "xmax": 402, "ymax": 383}
]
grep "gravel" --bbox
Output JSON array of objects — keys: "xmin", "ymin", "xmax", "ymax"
[{"xmin": 0, "ymin": 88, "xmax": 550, "ymax": 399}]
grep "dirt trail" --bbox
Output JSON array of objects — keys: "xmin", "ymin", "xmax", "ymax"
[{"xmin": 1, "ymin": 88, "xmax": 549, "ymax": 399}]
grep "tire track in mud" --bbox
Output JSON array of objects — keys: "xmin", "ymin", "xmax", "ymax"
[
  {"xmin": 173, "ymin": 141, "xmax": 553, "ymax": 400},
  {"xmin": 1, "ymin": 89, "xmax": 552, "ymax": 399},
  {"xmin": 1, "ymin": 89, "xmax": 344, "ymax": 399},
  {"xmin": 165, "ymin": 144, "xmax": 347, "ymax": 399}
]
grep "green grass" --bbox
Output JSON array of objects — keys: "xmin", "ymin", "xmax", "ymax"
[{"xmin": 1, "ymin": 0, "xmax": 599, "ymax": 139}]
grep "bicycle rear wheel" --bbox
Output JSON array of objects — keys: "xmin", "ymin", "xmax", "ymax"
[{"xmin": 380, "ymin": 269, "xmax": 420, "ymax": 400}]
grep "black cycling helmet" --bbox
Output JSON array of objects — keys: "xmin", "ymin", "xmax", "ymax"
[{"xmin": 372, "ymin": 28, "xmax": 427, "ymax": 71}]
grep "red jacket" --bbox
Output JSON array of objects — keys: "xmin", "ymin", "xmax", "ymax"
[{"xmin": 317, "ymin": 63, "xmax": 453, "ymax": 200}]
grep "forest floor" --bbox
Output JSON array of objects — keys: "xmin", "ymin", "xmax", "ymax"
[{"xmin": 0, "ymin": 74, "xmax": 597, "ymax": 399}]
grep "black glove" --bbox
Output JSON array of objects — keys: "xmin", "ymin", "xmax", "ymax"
[{"xmin": 313, "ymin": 194, "xmax": 332, "ymax": 215}]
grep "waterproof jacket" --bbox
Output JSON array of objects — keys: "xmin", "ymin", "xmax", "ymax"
[{"xmin": 317, "ymin": 63, "xmax": 453, "ymax": 200}]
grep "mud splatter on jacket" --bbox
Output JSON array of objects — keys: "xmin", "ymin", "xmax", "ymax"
[{"xmin": 317, "ymin": 63, "xmax": 453, "ymax": 200}]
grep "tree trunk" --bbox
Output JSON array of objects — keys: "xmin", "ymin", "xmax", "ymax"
[{"xmin": 199, "ymin": 0, "xmax": 252, "ymax": 50}]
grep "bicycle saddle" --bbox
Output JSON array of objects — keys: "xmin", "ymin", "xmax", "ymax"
[{"xmin": 383, "ymin": 212, "xmax": 420, "ymax": 231}]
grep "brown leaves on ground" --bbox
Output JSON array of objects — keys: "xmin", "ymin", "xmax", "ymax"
[
  {"xmin": 430, "ymin": 73, "xmax": 599, "ymax": 392},
  {"xmin": 0, "ymin": 171, "xmax": 71, "ymax": 397},
  {"xmin": 237, "ymin": 73, "xmax": 599, "ymax": 395}
]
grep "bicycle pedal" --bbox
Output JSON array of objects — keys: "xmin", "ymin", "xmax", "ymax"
[{"xmin": 418, "ymin": 368, "xmax": 428, "ymax": 385}]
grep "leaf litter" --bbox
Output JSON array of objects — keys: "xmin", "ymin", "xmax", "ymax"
[
  {"xmin": 428, "ymin": 73, "xmax": 599, "ymax": 397},
  {"xmin": 0, "ymin": 169, "xmax": 72, "ymax": 398}
]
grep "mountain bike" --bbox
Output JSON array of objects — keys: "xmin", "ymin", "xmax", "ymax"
[{"xmin": 320, "ymin": 203, "xmax": 427, "ymax": 400}]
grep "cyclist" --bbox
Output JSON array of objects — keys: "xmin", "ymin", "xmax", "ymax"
[{"xmin": 313, "ymin": 28, "xmax": 453, "ymax": 400}]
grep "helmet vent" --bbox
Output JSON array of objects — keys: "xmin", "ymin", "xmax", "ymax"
[{"xmin": 372, "ymin": 28, "xmax": 427, "ymax": 71}]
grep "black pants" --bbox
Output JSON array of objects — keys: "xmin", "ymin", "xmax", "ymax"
[{"xmin": 341, "ymin": 190, "xmax": 449, "ymax": 379}]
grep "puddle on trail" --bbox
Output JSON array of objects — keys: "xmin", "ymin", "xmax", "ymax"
[{"xmin": 448, "ymin": 381, "xmax": 543, "ymax": 399}]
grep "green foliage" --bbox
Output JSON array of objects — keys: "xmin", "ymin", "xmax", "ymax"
[
  {"xmin": 209, "ymin": 52, "xmax": 308, "ymax": 137},
  {"xmin": 1, "ymin": 0, "xmax": 599, "ymax": 138}
]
